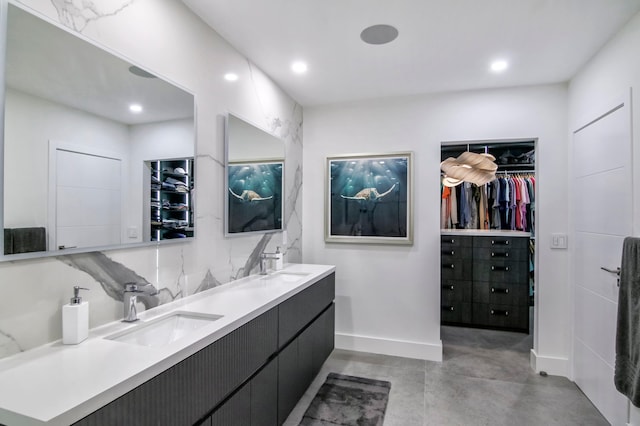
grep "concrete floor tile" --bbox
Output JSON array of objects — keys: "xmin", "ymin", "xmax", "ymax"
[{"xmin": 284, "ymin": 326, "xmax": 608, "ymax": 426}]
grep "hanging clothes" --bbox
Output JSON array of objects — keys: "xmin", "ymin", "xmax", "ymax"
[
  {"xmin": 442, "ymin": 173, "xmax": 535, "ymax": 233},
  {"xmin": 441, "ymin": 184, "xmax": 451, "ymax": 229}
]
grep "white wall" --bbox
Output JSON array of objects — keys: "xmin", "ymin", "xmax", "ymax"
[
  {"xmin": 568, "ymin": 10, "xmax": 640, "ymax": 424},
  {"xmin": 4, "ymin": 88, "xmax": 130, "ymax": 228},
  {"xmin": 303, "ymin": 84, "xmax": 569, "ymax": 366},
  {"xmin": 0, "ymin": 0, "xmax": 302, "ymax": 358},
  {"xmin": 128, "ymin": 118, "xmax": 195, "ymax": 243}
]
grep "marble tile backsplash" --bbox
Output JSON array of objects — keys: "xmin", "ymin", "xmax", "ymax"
[{"xmin": 0, "ymin": 0, "xmax": 303, "ymax": 359}]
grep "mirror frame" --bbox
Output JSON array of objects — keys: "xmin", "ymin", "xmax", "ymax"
[
  {"xmin": 224, "ymin": 112, "xmax": 285, "ymax": 237},
  {"xmin": 0, "ymin": 1, "xmax": 198, "ymax": 261}
]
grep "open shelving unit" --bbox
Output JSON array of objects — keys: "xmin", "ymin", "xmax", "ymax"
[{"xmin": 147, "ymin": 157, "xmax": 194, "ymax": 241}]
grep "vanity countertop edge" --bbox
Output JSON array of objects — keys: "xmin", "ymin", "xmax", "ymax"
[{"xmin": 0, "ymin": 263, "xmax": 336, "ymax": 426}]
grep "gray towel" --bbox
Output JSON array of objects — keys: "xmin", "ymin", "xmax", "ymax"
[
  {"xmin": 615, "ymin": 236, "xmax": 640, "ymax": 406},
  {"xmin": 3, "ymin": 227, "xmax": 46, "ymax": 254}
]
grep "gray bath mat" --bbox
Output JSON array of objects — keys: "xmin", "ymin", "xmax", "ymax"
[{"xmin": 299, "ymin": 373, "xmax": 391, "ymax": 426}]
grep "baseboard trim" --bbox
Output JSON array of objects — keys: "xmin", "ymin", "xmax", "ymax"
[
  {"xmin": 530, "ymin": 349, "xmax": 569, "ymax": 378},
  {"xmin": 335, "ymin": 333, "xmax": 443, "ymax": 361}
]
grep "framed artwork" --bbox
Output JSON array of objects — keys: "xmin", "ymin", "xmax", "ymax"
[
  {"xmin": 227, "ymin": 161, "xmax": 283, "ymax": 234},
  {"xmin": 326, "ymin": 152, "xmax": 413, "ymax": 244}
]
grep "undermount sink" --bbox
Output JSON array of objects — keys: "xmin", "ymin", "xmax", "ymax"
[
  {"xmin": 106, "ymin": 311, "xmax": 223, "ymax": 347},
  {"xmin": 261, "ymin": 271, "xmax": 310, "ymax": 283}
]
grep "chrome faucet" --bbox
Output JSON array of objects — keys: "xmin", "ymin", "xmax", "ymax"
[
  {"xmin": 260, "ymin": 251, "xmax": 280, "ymax": 275},
  {"xmin": 122, "ymin": 283, "xmax": 157, "ymax": 322}
]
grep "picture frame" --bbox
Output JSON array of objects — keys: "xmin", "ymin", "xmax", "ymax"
[
  {"xmin": 227, "ymin": 160, "xmax": 283, "ymax": 234},
  {"xmin": 325, "ymin": 152, "xmax": 413, "ymax": 244}
]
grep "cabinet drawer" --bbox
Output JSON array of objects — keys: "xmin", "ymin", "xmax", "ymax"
[
  {"xmin": 472, "ymin": 281, "xmax": 528, "ymax": 305},
  {"xmin": 472, "ymin": 260, "xmax": 527, "ymax": 283},
  {"xmin": 473, "ymin": 236, "xmax": 528, "ymax": 250},
  {"xmin": 441, "ymin": 235, "xmax": 473, "ymax": 249},
  {"xmin": 441, "ymin": 302, "xmax": 472, "ymax": 324},
  {"xmin": 472, "ymin": 303, "xmax": 529, "ymax": 331},
  {"xmin": 441, "ymin": 246, "xmax": 472, "ymax": 262},
  {"xmin": 441, "ymin": 259, "xmax": 472, "ymax": 280},
  {"xmin": 441, "ymin": 280, "xmax": 472, "ymax": 304},
  {"xmin": 472, "ymin": 247, "xmax": 528, "ymax": 262}
]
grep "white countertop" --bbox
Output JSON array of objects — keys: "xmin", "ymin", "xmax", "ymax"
[
  {"xmin": 441, "ymin": 229, "xmax": 531, "ymax": 237},
  {"xmin": 0, "ymin": 263, "xmax": 335, "ymax": 426}
]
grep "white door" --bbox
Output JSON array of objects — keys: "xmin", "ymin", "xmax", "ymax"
[
  {"xmin": 571, "ymin": 95, "xmax": 632, "ymax": 425},
  {"xmin": 53, "ymin": 149, "xmax": 122, "ymax": 250}
]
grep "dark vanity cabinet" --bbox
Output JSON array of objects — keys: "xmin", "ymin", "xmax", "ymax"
[
  {"xmin": 74, "ymin": 272, "xmax": 335, "ymax": 426},
  {"xmin": 441, "ymin": 234, "xmax": 529, "ymax": 332}
]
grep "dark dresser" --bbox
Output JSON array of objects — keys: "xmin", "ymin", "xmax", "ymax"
[{"xmin": 441, "ymin": 231, "xmax": 530, "ymax": 332}]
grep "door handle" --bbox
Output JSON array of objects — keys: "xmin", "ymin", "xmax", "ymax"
[{"xmin": 601, "ymin": 266, "xmax": 621, "ymax": 286}]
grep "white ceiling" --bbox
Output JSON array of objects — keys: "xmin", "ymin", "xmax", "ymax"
[
  {"xmin": 183, "ymin": 0, "xmax": 640, "ymax": 107},
  {"xmin": 6, "ymin": 4, "xmax": 194, "ymax": 125}
]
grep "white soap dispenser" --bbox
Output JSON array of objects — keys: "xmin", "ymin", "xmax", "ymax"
[
  {"xmin": 62, "ymin": 286, "xmax": 89, "ymax": 345},
  {"xmin": 274, "ymin": 246, "xmax": 284, "ymax": 271}
]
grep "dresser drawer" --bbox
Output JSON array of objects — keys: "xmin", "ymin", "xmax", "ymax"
[
  {"xmin": 472, "ymin": 303, "xmax": 529, "ymax": 331},
  {"xmin": 472, "ymin": 246, "xmax": 528, "ymax": 262},
  {"xmin": 441, "ymin": 302, "xmax": 472, "ymax": 324},
  {"xmin": 441, "ymin": 280, "xmax": 472, "ymax": 304},
  {"xmin": 472, "ymin": 281, "xmax": 528, "ymax": 305},
  {"xmin": 473, "ymin": 236, "xmax": 529, "ymax": 250},
  {"xmin": 441, "ymin": 246, "xmax": 472, "ymax": 262},
  {"xmin": 441, "ymin": 235, "xmax": 473, "ymax": 249},
  {"xmin": 441, "ymin": 259, "xmax": 472, "ymax": 280},
  {"xmin": 472, "ymin": 260, "xmax": 527, "ymax": 283}
]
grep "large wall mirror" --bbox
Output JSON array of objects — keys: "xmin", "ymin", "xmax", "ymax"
[
  {"xmin": 1, "ymin": 3, "xmax": 196, "ymax": 260},
  {"xmin": 225, "ymin": 114, "xmax": 284, "ymax": 235}
]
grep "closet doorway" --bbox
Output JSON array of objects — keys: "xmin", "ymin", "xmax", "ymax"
[{"xmin": 439, "ymin": 139, "xmax": 537, "ymax": 348}]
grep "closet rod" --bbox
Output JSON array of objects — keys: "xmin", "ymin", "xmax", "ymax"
[{"xmin": 497, "ymin": 170, "xmax": 535, "ymax": 174}]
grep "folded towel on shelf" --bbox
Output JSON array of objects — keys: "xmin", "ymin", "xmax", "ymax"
[{"xmin": 615, "ymin": 236, "xmax": 640, "ymax": 406}]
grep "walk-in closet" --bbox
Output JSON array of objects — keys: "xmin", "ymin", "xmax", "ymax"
[{"xmin": 440, "ymin": 140, "xmax": 536, "ymax": 334}]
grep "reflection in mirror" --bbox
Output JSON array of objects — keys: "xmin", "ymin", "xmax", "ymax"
[
  {"xmin": 225, "ymin": 114, "xmax": 284, "ymax": 235},
  {"xmin": 2, "ymin": 4, "xmax": 195, "ymax": 258}
]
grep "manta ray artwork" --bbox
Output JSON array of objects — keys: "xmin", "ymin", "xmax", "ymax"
[
  {"xmin": 327, "ymin": 153, "xmax": 413, "ymax": 244},
  {"xmin": 340, "ymin": 183, "xmax": 397, "ymax": 201},
  {"xmin": 227, "ymin": 162, "xmax": 282, "ymax": 234},
  {"xmin": 228, "ymin": 188, "xmax": 273, "ymax": 202}
]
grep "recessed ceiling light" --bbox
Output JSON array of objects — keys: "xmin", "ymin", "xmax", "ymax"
[
  {"xmin": 129, "ymin": 104, "xmax": 143, "ymax": 113},
  {"xmin": 224, "ymin": 73, "xmax": 238, "ymax": 82},
  {"xmin": 291, "ymin": 61, "xmax": 308, "ymax": 74},
  {"xmin": 490, "ymin": 60, "xmax": 509, "ymax": 72},
  {"xmin": 360, "ymin": 24, "xmax": 399, "ymax": 45}
]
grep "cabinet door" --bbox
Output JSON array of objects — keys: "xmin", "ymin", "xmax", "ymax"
[
  {"xmin": 251, "ymin": 359, "xmax": 278, "ymax": 426},
  {"xmin": 279, "ymin": 273, "xmax": 335, "ymax": 348},
  {"xmin": 277, "ymin": 304, "xmax": 336, "ymax": 425},
  {"xmin": 278, "ymin": 339, "xmax": 302, "ymax": 424},
  {"xmin": 210, "ymin": 384, "xmax": 251, "ymax": 426}
]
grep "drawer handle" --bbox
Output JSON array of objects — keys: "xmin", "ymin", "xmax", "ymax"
[
  {"xmin": 450, "ymin": 239, "xmax": 455, "ymax": 244},
  {"xmin": 449, "ymin": 264, "xmax": 455, "ymax": 269},
  {"xmin": 491, "ymin": 240, "xmax": 510, "ymax": 245},
  {"xmin": 491, "ymin": 287, "xmax": 509, "ymax": 294},
  {"xmin": 491, "ymin": 266, "xmax": 509, "ymax": 272},
  {"xmin": 490, "ymin": 309, "xmax": 509, "ymax": 316},
  {"xmin": 442, "ymin": 305, "xmax": 455, "ymax": 311},
  {"xmin": 442, "ymin": 250, "xmax": 455, "ymax": 255},
  {"xmin": 491, "ymin": 252, "xmax": 509, "ymax": 258},
  {"xmin": 442, "ymin": 285, "xmax": 455, "ymax": 291}
]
